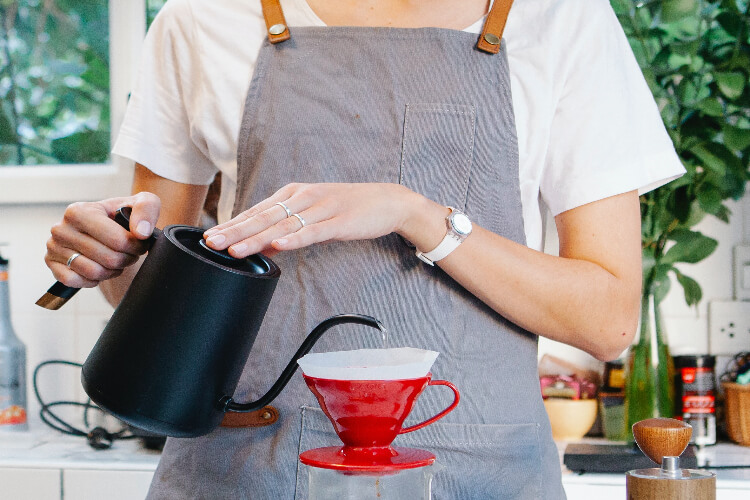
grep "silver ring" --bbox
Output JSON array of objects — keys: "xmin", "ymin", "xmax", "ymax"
[
  {"xmin": 275, "ymin": 201, "xmax": 293, "ymax": 218},
  {"xmin": 66, "ymin": 253, "xmax": 81, "ymax": 268},
  {"xmin": 292, "ymin": 213, "xmax": 306, "ymax": 229}
]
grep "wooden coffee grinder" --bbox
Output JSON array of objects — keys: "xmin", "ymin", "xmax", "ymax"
[{"xmin": 626, "ymin": 418, "xmax": 716, "ymax": 499}]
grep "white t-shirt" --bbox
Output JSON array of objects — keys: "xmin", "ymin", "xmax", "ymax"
[{"xmin": 113, "ymin": 0, "xmax": 684, "ymax": 251}]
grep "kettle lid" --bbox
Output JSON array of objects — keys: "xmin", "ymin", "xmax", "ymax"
[{"xmin": 165, "ymin": 225, "xmax": 280, "ymax": 277}]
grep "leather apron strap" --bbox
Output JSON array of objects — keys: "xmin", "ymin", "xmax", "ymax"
[
  {"xmin": 476, "ymin": 0, "xmax": 515, "ymax": 54},
  {"xmin": 260, "ymin": 0, "xmax": 515, "ymax": 53},
  {"xmin": 219, "ymin": 405, "xmax": 280, "ymax": 428},
  {"xmin": 261, "ymin": 0, "xmax": 290, "ymax": 44}
]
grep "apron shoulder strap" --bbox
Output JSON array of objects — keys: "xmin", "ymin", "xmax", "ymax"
[
  {"xmin": 259, "ymin": 0, "xmax": 514, "ymax": 51},
  {"xmin": 261, "ymin": 0, "xmax": 291, "ymax": 44},
  {"xmin": 477, "ymin": 0, "xmax": 515, "ymax": 54}
]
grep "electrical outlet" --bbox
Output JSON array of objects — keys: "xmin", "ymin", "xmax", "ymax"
[
  {"xmin": 735, "ymin": 245, "xmax": 750, "ymax": 300},
  {"xmin": 708, "ymin": 300, "xmax": 750, "ymax": 356}
]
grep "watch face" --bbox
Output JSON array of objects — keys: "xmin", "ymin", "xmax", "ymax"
[{"xmin": 451, "ymin": 213, "xmax": 472, "ymax": 236}]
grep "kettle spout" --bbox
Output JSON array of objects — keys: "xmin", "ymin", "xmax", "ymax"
[{"xmin": 221, "ymin": 314, "xmax": 386, "ymax": 413}]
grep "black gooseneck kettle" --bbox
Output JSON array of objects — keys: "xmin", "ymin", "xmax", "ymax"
[{"xmin": 38, "ymin": 208, "xmax": 385, "ymax": 438}]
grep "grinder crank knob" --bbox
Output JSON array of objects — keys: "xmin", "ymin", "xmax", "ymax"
[
  {"xmin": 632, "ymin": 418, "xmax": 692, "ymax": 465},
  {"xmin": 627, "ymin": 418, "xmax": 715, "ymax": 500}
]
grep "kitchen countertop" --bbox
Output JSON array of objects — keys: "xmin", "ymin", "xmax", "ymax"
[
  {"xmin": 0, "ymin": 429, "xmax": 161, "ymax": 471},
  {"xmin": 556, "ymin": 437, "xmax": 750, "ymax": 489},
  {"xmin": 2, "ymin": 429, "xmax": 750, "ymax": 489}
]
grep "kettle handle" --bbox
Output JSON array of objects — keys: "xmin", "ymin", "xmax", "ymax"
[{"xmin": 220, "ymin": 314, "xmax": 386, "ymax": 413}]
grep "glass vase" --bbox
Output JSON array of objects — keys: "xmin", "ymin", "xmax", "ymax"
[{"xmin": 623, "ymin": 292, "xmax": 675, "ymax": 441}]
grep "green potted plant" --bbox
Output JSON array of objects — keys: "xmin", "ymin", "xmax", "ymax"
[{"xmin": 611, "ymin": 0, "xmax": 750, "ymax": 436}]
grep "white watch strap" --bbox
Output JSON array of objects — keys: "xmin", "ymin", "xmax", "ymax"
[{"xmin": 415, "ymin": 234, "xmax": 462, "ymax": 266}]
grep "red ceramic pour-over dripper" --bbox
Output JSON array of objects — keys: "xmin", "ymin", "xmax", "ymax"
[{"xmin": 299, "ymin": 373, "xmax": 460, "ymax": 472}]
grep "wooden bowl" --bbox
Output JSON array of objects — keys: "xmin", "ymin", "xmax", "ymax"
[{"xmin": 543, "ymin": 398, "xmax": 598, "ymax": 441}]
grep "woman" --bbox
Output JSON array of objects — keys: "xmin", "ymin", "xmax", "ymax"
[{"xmin": 45, "ymin": 0, "xmax": 684, "ymax": 497}]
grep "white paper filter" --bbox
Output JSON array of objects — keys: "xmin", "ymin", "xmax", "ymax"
[{"xmin": 297, "ymin": 347, "xmax": 439, "ymax": 380}]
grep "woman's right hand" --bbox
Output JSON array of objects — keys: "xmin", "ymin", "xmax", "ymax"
[{"xmin": 44, "ymin": 192, "xmax": 161, "ymax": 288}]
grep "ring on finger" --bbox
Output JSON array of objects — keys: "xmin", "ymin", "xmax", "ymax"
[
  {"xmin": 66, "ymin": 252, "xmax": 81, "ymax": 269},
  {"xmin": 275, "ymin": 201, "xmax": 293, "ymax": 218},
  {"xmin": 292, "ymin": 213, "xmax": 306, "ymax": 230}
]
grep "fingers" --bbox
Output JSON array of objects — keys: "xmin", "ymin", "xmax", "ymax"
[
  {"xmin": 271, "ymin": 219, "xmax": 340, "ymax": 251},
  {"xmin": 200, "ymin": 182, "xmax": 404, "ymax": 258},
  {"xmin": 99, "ymin": 192, "xmax": 161, "ymax": 239},
  {"xmin": 204, "ymin": 185, "xmax": 297, "ymax": 237},
  {"xmin": 45, "ymin": 245, "xmax": 124, "ymax": 288},
  {"xmin": 49, "ymin": 222, "xmax": 140, "ymax": 270},
  {"xmin": 45, "ymin": 193, "xmax": 160, "ymax": 288},
  {"xmin": 206, "ymin": 202, "xmax": 331, "ymax": 258},
  {"xmin": 205, "ymin": 202, "xmax": 289, "ymax": 246}
]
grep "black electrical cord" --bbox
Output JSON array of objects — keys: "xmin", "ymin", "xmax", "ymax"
[{"xmin": 33, "ymin": 360, "xmax": 136, "ymax": 450}]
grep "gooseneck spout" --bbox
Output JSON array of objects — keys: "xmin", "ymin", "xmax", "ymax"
[{"xmin": 220, "ymin": 314, "xmax": 386, "ymax": 413}]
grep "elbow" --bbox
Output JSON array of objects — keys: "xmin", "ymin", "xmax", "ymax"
[
  {"xmin": 591, "ymin": 334, "xmax": 633, "ymax": 362},
  {"xmin": 588, "ymin": 278, "xmax": 641, "ymax": 362},
  {"xmin": 587, "ymin": 310, "xmax": 638, "ymax": 362}
]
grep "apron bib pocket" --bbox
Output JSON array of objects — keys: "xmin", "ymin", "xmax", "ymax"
[
  {"xmin": 295, "ymin": 406, "xmax": 542, "ymax": 500},
  {"xmin": 399, "ymin": 103, "xmax": 476, "ymax": 211}
]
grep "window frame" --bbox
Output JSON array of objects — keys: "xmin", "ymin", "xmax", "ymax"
[{"xmin": 0, "ymin": 0, "xmax": 146, "ymax": 204}]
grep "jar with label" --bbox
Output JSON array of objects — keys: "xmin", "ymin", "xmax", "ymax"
[{"xmin": 673, "ymin": 355, "xmax": 716, "ymax": 446}]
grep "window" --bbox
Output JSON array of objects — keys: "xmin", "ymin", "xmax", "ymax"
[{"xmin": 0, "ymin": 0, "xmax": 146, "ymax": 203}]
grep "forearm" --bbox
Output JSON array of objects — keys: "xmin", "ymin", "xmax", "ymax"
[
  {"xmin": 442, "ymin": 230, "xmax": 638, "ymax": 360},
  {"xmin": 398, "ymin": 191, "xmax": 641, "ymax": 361}
]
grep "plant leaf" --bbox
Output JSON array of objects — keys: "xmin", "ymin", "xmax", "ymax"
[
  {"xmin": 714, "ymin": 204, "xmax": 731, "ymax": 223},
  {"xmin": 673, "ymin": 268, "xmax": 703, "ymax": 306},
  {"xmin": 697, "ymin": 185, "xmax": 724, "ymax": 214},
  {"xmin": 695, "ymin": 97, "xmax": 724, "ymax": 117},
  {"xmin": 722, "ymin": 124, "xmax": 750, "ymax": 151},
  {"xmin": 662, "ymin": 0, "xmax": 699, "ymax": 22},
  {"xmin": 715, "ymin": 11, "xmax": 743, "ymax": 38},
  {"xmin": 689, "ymin": 142, "xmax": 741, "ymax": 176},
  {"xmin": 662, "ymin": 229, "xmax": 719, "ymax": 264},
  {"xmin": 715, "ymin": 72, "xmax": 746, "ymax": 100},
  {"xmin": 668, "ymin": 52, "xmax": 692, "ymax": 69},
  {"xmin": 666, "ymin": 185, "xmax": 692, "ymax": 223},
  {"xmin": 684, "ymin": 199, "xmax": 707, "ymax": 227}
]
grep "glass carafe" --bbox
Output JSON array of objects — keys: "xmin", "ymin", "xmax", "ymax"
[{"xmin": 307, "ymin": 463, "xmax": 443, "ymax": 500}]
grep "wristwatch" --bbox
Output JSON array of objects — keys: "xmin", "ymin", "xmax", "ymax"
[{"xmin": 415, "ymin": 207, "xmax": 473, "ymax": 266}]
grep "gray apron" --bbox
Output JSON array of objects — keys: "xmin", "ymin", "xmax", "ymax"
[{"xmin": 147, "ymin": 5, "xmax": 565, "ymax": 500}]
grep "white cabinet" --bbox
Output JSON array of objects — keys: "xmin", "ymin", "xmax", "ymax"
[
  {"xmin": 0, "ymin": 431, "xmax": 160, "ymax": 500},
  {"xmin": 0, "ymin": 467, "xmax": 61, "ymax": 500},
  {"xmin": 64, "ymin": 469, "xmax": 155, "ymax": 500},
  {"xmin": 0, "ymin": 468, "xmax": 154, "ymax": 500}
]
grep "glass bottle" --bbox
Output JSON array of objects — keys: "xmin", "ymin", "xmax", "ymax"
[
  {"xmin": 624, "ymin": 292, "xmax": 674, "ymax": 441},
  {"xmin": 0, "ymin": 249, "xmax": 28, "ymax": 431}
]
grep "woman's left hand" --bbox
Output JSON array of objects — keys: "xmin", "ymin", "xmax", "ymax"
[{"xmin": 203, "ymin": 182, "xmax": 429, "ymax": 258}]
